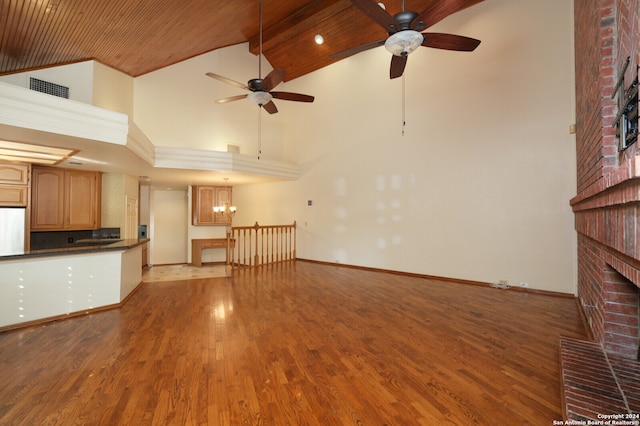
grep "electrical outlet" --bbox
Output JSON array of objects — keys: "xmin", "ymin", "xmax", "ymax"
[{"xmin": 519, "ymin": 282, "xmax": 530, "ymax": 288}]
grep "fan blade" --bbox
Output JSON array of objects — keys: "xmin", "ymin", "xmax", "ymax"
[
  {"xmin": 330, "ymin": 40, "xmax": 385, "ymax": 59},
  {"xmin": 262, "ymin": 100, "xmax": 278, "ymax": 114},
  {"xmin": 215, "ymin": 94, "xmax": 248, "ymax": 104},
  {"xmin": 271, "ymin": 92, "xmax": 315, "ymax": 103},
  {"xmin": 390, "ymin": 55, "xmax": 408, "ymax": 79},
  {"xmin": 350, "ymin": 0, "xmax": 399, "ymax": 32},
  {"xmin": 422, "ymin": 33, "xmax": 481, "ymax": 51},
  {"xmin": 206, "ymin": 72, "xmax": 249, "ymax": 90},
  {"xmin": 412, "ymin": 0, "xmax": 469, "ymax": 31},
  {"xmin": 260, "ymin": 68, "xmax": 286, "ymax": 91}
]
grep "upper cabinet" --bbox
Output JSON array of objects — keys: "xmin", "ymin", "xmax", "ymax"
[
  {"xmin": 31, "ymin": 168, "xmax": 66, "ymax": 230},
  {"xmin": 66, "ymin": 170, "xmax": 102, "ymax": 230},
  {"xmin": 31, "ymin": 166, "xmax": 102, "ymax": 231},
  {"xmin": 0, "ymin": 162, "xmax": 30, "ymax": 207},
  {"xmin": 0, "ymin": 162, "xmax": 29, "ymax": 185},
  {"xmin": 192, "ymin": 186, "xmax": 232, "ymax": 225}
]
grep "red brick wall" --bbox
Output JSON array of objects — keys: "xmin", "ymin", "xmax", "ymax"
[
  {"xmin": 603, "ymin": 265, "xmax": 639, "ymax": 357},
  {"xmin": 617, "ymin": 0, "xmax": 640, "ymax": 164},
  {"xmin": 573, "ymin": 0, "xmax": 640, "ymax": 359},
  {"xmin": 576, "ymin": 235, "xmax": 606, "ymax": 342},
  {"xmin": 574, "ymin": 0, "xmax": 612, "ymax": 192}
]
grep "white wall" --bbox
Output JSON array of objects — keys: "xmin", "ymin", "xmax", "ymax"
[
  {"xmin": 0, "ymin": 60, "xmax": 134, "ymax": 116},
  {"xmin": 0, "ymin": 61, "xmax": 94, "ymax": 104},
  {"xmin": 93, "ymin": 62, "xmax": 134, "ymax": 116},
  {"xmin": 133, "ymin": 43, "xmax": 286, "ymax": 158},
  {"xmin": 230, "ymin": 0, "xmax": 577, "ymax": 293}
]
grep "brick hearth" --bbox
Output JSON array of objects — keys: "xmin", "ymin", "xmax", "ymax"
[{"xmin": 560, "ymin": 337, "xmax": 640, "ymax": 420}]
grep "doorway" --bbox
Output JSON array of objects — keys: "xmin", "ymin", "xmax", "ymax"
[{"xmin": 151, "ymin": 189, "xmax": 188, "ymax": 265}]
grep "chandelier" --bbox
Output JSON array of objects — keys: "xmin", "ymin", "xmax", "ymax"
[{"xmin": 213, "ymin": 201, "xmax": 237, "ymax": 218}]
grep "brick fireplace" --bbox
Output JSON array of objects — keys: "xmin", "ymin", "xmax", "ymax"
[
  {"xmin": 567, "ymin": 167, "xmax": 640, "ymax": 419},
  {"xmin": 567, "ymin": 0, "xmax": 640, "ymax": 420},
  {"xmin": 600, "ymin": 266, "xmax": 639, "ymax": 359},
  {"xmin": 572, "ymin": 180, "xmax": 640, "ymax": 360}
]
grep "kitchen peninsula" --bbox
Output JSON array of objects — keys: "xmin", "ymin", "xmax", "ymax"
[{"xmin": 0, "ymin": 238, "xmax": 149, "ymax": 330}]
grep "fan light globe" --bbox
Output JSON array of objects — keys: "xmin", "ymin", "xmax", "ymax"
[
  {"xmin": 385, "ymin": 30, "xmax": 424, "ymax": 56},
  {"xmin": 247, "ymin": 91, "xmax": 273, "ymax": 105}
]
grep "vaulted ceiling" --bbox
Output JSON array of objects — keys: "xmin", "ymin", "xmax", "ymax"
[{"xmin": 0, "ymin": 0, "xmax": 483, "ymax": 81}]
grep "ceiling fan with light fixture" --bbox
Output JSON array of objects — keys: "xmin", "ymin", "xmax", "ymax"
[
  {"xmin": 206, "ymin": 68, "xmax": 314, "ymax": 114},
  {"xmin": 206, "ymin": 0, "xmax": 315, "ymax": 114},
  {"xmin": 331, "ymin": 0, "xmax": 481, "ymax": 79}
]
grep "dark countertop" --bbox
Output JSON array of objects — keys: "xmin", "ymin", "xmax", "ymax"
[{"xmin": 0, "ymin": 238, "xmax": 150, "ymax": 261}]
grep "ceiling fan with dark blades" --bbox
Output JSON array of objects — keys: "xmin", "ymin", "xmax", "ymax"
[
  {"xmin": 331, "ymin": 0, "xmax": 481, "ymax": 79},
  {"xmin": 206, "ymin": 0, "xmax": 314, "ymax": 114},
  {"xmin": 206, "ymin": 68, "xmax": 314, "ymax": 114}
]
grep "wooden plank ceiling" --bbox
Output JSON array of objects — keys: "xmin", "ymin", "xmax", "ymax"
[{"xmin": 0, "ymin": 0, "xmax": 482, "ymax": 81}]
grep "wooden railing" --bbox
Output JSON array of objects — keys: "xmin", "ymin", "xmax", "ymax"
[{"xmin": 227, "ymin": 221, "xmax": 296, "ymax": 269}]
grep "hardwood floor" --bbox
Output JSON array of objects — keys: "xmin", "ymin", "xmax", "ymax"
[{"xmin": 0, "ymin": 261, "xmax": 588, "ymax": 425}]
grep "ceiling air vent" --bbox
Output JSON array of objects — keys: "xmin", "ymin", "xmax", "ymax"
[
  {"xmin": 29, "ymin": 77, "xmax": 69, "ymax": 99},
  {"xmin": 227, "ymin": 144, "xmax": 240, "ymax": 154}
]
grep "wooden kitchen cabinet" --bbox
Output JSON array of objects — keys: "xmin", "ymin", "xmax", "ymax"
[
  {"xmin": 65, "ymin": 170, "xmax": 101, "ymax": 229},
  {"xmin": 31, "ymin": 166, "xmax": 101, "ymax": 230},
  {"xmin": 0, "ymin": 185, "xmax": 29, "ymax": 206},
  {"xmin": 31, "ymin": 168, "xmax": 65, "ymax": 229},
  {"xmin": 0, "ymin": 162, "xmax": 29, "ymax": 185},
  {"xmin": 0, "ymin": 162, "xmax": 30, "ymax": 207},
  {"xmin": 192, "ymin": 186, "xmax": 232, "ymax": 225}
]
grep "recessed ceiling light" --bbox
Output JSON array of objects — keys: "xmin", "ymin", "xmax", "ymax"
[{"xmin": 314, "ymin": 34, "xmax": 324, "ymax": 45}]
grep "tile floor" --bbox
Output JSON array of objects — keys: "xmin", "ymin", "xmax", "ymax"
[{"xmin": 142, "ymin": 264, "xmax": 228, "ymax": 282}]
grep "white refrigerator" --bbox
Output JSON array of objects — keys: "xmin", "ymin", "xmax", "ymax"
[{"xmin": 0, "ymin": 207, "xmax": 26, "ymax": 256}]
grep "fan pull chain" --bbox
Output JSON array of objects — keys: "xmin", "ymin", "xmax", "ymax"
[
  {"xmin": 257, "ymin": 0, "xmax": 263, "ymax": 159},
  {"xmin": 402, "ymin": 73, "xmax": 406, "ymax": 136},
  {"xmin": 258, "ymin": 108, "xmax": 262, "ymax": 159}
]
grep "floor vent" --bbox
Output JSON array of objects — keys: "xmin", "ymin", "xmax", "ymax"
[{"xmin": 29, "ymin": 77, "xmax": 69, "ymax": 99}]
